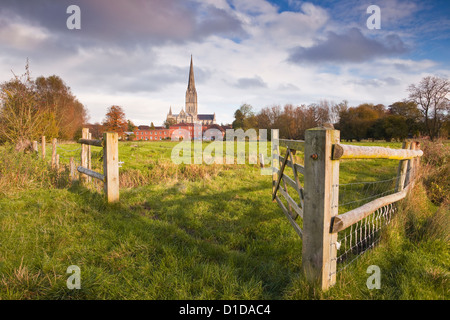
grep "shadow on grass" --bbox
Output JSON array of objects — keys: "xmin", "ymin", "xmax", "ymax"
[{"xmin": 67, "ymin": 175, "xmax": 303, "ymax": 299}]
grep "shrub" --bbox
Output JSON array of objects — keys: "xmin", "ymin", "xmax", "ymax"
[{"xmin": 419, "ymin": 139, "xmax": 450, "ymax": 205}]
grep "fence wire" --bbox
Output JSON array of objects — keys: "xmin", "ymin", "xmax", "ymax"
[{"xmin": 333, "ymin": 164, "xmax": 416, "ymax": 271}]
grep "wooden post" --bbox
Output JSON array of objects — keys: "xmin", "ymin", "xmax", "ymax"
[
  {"xmin": 32, "ymin": 141, "xmax": 38, "ymax": 154},
  {"xmin": 405, "ymin": 142, "xmax": 417, "ymax": 187},
  {"xmin": 70, "ymin": 157, "xmax": 76, "ymax": 182},
  {"xmin": 302, "ymin": 127, "xmax": 340, "ymax": 291},
  {"xmin": 272, "ymin": 130, "xmax": 280, "ymax": 194},
  {"xmin": 80, "ymin": 128, "xmax": 89, "ymax": 184},
  {"xmin": 41, "ymin": 136, "xmax": 46, "ymax": 161},
  {"xmin": 395, "ymin": 141, "xmax": 411, "ymax": 192},
  {"xmin": 87, "ymin": 132, "xmax": 92, "ymax": 183},
  {"xmin": 51, "ymin": 138, "xmax": 57, "ymax": 169},
  {"xmin": 103, "ymin": 132, "xmax": 119, "ymax": 203},
  {"xmin": 56, "ymin": 154, "xmax": 60, "ymax": 171}
]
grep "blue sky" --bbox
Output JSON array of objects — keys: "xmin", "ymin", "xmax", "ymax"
[{"xmin": 0, "ymin": 0, "xmax": 448, "ymax": 125}]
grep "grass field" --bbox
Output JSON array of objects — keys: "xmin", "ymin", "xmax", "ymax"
[{"xmin": 0, "ymin": 139, "xmax": 448, "ymax": 299}]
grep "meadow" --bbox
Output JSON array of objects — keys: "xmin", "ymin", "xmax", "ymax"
[{"xmin": 0, "ymin": 139, "xmax": 448, "ymax": 299}]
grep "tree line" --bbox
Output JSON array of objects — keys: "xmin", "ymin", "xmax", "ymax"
[{"xmin": 232, "ymin": 76, "xmax": 449, "ymax": 141}]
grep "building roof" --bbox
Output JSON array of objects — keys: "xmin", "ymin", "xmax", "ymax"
[{"xmin": 197, "ymin": 114, "xmax": 215, "ymax": 120}]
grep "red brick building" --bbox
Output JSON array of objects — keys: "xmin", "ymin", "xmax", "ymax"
[
  {"xmin": 133, "ymin": 125, "xmax": 170, "ymax": 141},
  {"xmin": 132, "ymin": 123, "xmax": 229, "ymax": 141}
]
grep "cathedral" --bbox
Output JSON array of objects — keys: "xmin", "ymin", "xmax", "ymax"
[{"xmin": 166, "ymin": 56, "xmax": 216, "ymax": 126}]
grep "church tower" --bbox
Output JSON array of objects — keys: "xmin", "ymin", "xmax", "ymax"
[{"xmin": 185, "ymin": 55, "xmax": 198, "ymax": 117}]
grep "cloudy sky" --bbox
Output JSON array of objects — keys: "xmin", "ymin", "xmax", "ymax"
[{"xmin": 0, "ymin": 0, "xmax": 449, "ymax": 126}]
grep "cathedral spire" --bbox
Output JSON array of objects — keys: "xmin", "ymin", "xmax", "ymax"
[
  {"xmin": 185, "ymin": 54, "xmax": 198, "ymax": 116},
  {"xmin": 187, "ymin": 54, "xmax": 195, "ymax": 92}
]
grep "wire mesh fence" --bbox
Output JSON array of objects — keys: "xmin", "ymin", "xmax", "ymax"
[{"xmin": 333, "ymin": 165, "xmax": 416, "ymax": 271}]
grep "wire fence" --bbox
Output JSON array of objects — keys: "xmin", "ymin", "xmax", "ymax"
[{"xmin": 332, "ymin": 165, "xmax": 415, "ymax": 271}]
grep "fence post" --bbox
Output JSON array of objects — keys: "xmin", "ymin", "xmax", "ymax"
[
  {"xmin": 302, "ymin": 127, "xmax": 340, "ymax": 291},
  {"xmin": 56, "ymin": 154, "xmax": 60, "ymax": 171},
  {"xmin": 32, "ymin": 141, "xmax": 38, "ymax": 154},
  {"xmin": 51, "ymin": 138, "xmax": 57, "ymax": 168},
  {"xmin": 87, "ymin": 132, "xmax": 92, "ymax": 183},
  {"xmin": 395, "ymin": 141, "xmax": 411, "ymax": 192},
  {"xmin": 103, "ymin": 132, "xmax": 119, "ymax": 203},
  {"xmin": 70, "ymin": 157, "xmax": 76, "ymax": 182},
  {"xmin": 41, "ymin": 136, "xmax": 46, "ymax": 161},
  {"xmin": 404, "ymin": 141, "xmax": 417, "ymax": 187},
  {"xmin": 272, "ymin": 130, "xmax": 280, "ymax": 194},
  {"xmin": 80, "ymin": 128, "xmax": 89, "ymax": 185}
]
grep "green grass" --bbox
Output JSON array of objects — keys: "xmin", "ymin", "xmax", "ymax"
[{"xmin": 0, "ymin": 140, "xmax": 448, "ymax": 299}]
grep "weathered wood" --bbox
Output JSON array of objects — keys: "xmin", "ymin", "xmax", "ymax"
[
  {"xmin": 103, "ymin": 132, "xmax": 119, "ymax": 203},
  {"xmin": 334, "ymin": 143, "xmax": 423, "ymax": 160},
  {"xmin": 41, "ymin": 136, "xmax": 45, "ymax": 161},
  {"xmin": 77, "ymin": 166, "xmax": 105, "ymax": 182},
  {"xmin": 80, "ymin": 128, "xmax": 89, "ymax": 184},
  {"xmin": 275, "ymin": 195, "xmax": 303, "ymax": 238},
  {"xmin": 77, "ymin": 138, "xmax": 103, "ymax": 147},
  {"xmin": 272, "ymin": 130, "xmax": 280, "ymax": 195},
  {"xmin": 278, "ymin": 187, "xmax": 303, "ymax": 219},
  {"xmin": 272, "ymin": 148, "xmax": 291, "ymax": 201},
  {"xmin": 332, "ymin": 143, "xmax": 423, "ymax": 160},
  {"xmin": 331, "ymin": 184, "xmax": 411, "ymax": 233},
  {"xmin": 279, "ymin": 139, "xmax": 305, "ymax": 151},
  {"xmin": 405, "ymin": 142, "xmax": 418, "ymax": 187},
  {"xmin": 51, "ymin": 138, "xmax": 57, "ymax": 169},
  {"xmin": 278, "ymin": 154, "xmax": 305, "ymax": 175},
  {"xmin": 302, "ymin": 127, "xmax": 340, "ymax": 291},
  {"xmin": 395, "ymin": 141, "xmax": 411, "ymax": 192},
  {"xmin": 32, "ymin": 141, "xmax": 38, "ymax": 154},
  {"xmin": 87, "ymin": 133, "xmax": 92, "ymax": 183},
  {"xmin": 56, "ymin": 154, "xmax": 60, "ymax": 170},
  {"xmin": 69, "ymin": 157, "xmax": 76, "ymax": 182}
]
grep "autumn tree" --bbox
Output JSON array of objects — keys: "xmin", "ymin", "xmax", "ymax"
[
  {"xmin": 408, "ymin": 76, "xmax": 450, "ymax": 140},
  {"xmin": 0, "ymin": 65, "xmax": 44, "ymax": 150},
  {"xmin": 102, "ymin": 105, "xmax": 128, "ymax": 138},
  {"xmin": 35, "ymin": 75, "xmax": 87, "ymax": 140}
]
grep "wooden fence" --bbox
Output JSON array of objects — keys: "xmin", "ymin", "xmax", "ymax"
[
  {"xmin": 77, "ymin": 128, "xmax": 119, "ymax": 203},
  {"xmin": 272, "ymin": 127, "xmax": 423, "ymax": 291},
  {"xmin": 32, "ymin": 128, "xmax": 120, "ymax": 203}
]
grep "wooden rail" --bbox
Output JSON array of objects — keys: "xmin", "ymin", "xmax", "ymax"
[
  {"xmin": 331, "ymin": 183, "xmax": 411, "ymax": 233},
  {"xmin": 78, "ymin": 138, "xmax": 103, "ymax": 147},
  {"xmin": 332, "ymin": 143, "xmax": 423, "ymax": 160},
  {"xmin": 77, "ymin": 166, "xmax": 105, "ymax": 182}
]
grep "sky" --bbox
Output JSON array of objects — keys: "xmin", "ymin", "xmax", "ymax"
[{"xmin": 0, "ymin": 0, "xmax": 449, "ymax": 126}]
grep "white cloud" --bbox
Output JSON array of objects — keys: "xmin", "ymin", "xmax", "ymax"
[{"xmin": 0, "ymin": 0, "xmax": 447, "ymax": 127}]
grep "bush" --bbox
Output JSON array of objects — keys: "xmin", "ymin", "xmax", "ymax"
[{"xmin": 419, "ymin": 139, "xmax": 450, "ymax": 205}]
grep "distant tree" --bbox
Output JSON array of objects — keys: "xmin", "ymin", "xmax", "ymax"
[
  {"xmin": 232, "ymin": 104, "xmax": 254, "ymax": 130},
  {"xmin": 127, "ymin": 120, "xmax": 136, "ymax": 132},
  {"xmin": 408, "ymin": 76, "xmax": 450, "ymax": 140},
  {"xmin": 388, "ymin": 101, "xmax": 422, "ymax": 137},
  {"xmin": 338, "ymin": 104, "xmax": 380, "ymax": 141},
  {"xmin": 85, "ymin": 122, "xmax": 103, "ymax": 139},
  {"xmin": 163, "ymin": 118, "xmax": 176, "ymax": 128},
  {"xmin": 150, "ymin": 122, "xmax": 155, "ymax": 130},
  {"xmin": 102, "ymin": 105, "xmax": 128, "ymax": 137}
]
